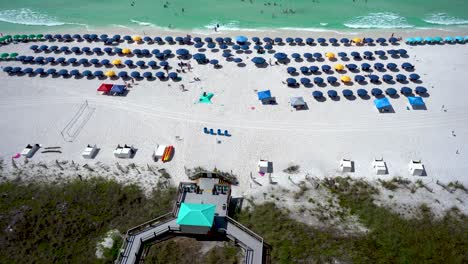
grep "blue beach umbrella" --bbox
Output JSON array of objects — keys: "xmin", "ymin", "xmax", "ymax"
[
  {"xmin": 93, "ymin": 47, "xmax": 102, "ymax": 54},
  {"xmin": 67, "ymin": 58, "xmax": 77, "ymax": 64},
  {"xmin": 396, "ymin": 74, "xmax": 407, "ymax": 82},
  {"xmin": 112, "ymin": 34, "xmax": 121, "ymax": 41},
  {"xmin": 291, "ymin": 53, "xmax": 301, "ymax": 59},
  {"xmin": 241, "ymin": 44, "xmax": 249, "ymax": 50},
  {"xmin": 118, "ymin": 71, "xmax": 128, "ymax": 78},
  {"xmin": 350, "ymin": 51, "xmax": 360, "ymax": 58},
  {"xmin": 354, "ymin": 75, "xmax": 365, "ymax": 82},
  {"xmin": 374, "ymin": 63, "xmax": 384, "ymax": 70},
  {"xmin": 147, "ymin": 61, "xmax": 157, "ymax": 67},
  {"xmin": 193, "ymin": 53, "xmax": 206, "ymax": 61},
  {"xmin": 433, "ymin": 36, "xmax": 443, "ymax": 43},
  {"xmin": 159, "ymin": 61, "xmax": 169, "ymax": 67},
  {"xmin": 313, "ymin": 52, "xmax": 322, "ymax": 59},
  {"xmin": 70, "ymin": 69, "xmax": 80, "ymax": 76},
  {"xmin": 376, "ymin": 38, "xmax": 386, "ymax": 43},
  {"xmin": 387, "ymin": 49, "xmax": 398, "ymax": 56},
  {"xmin": 100, "ymin": 34, "xmax": 108, "ymax": 41},
  {"xmin": 309, "ymin": 66, "xmax": 319, "ymax": 73},
  {"xmin": 175, "ymin": 36, "xmax": 184, "ymax": 43},
  {"xmin": 17, "ymin": 56, "xmax": 26, "ymax": 61},
  {"xmin": 154, "ymin": 36, "xmax": 163, "ymax": 42},
  {"xmin": 71, "ymin": 47, "xmax": 80, "ymax": 53},
  {"xmin": 369, "ymin": 75, "xmax": 379, "ymax": 83},
  {"xmin": 89, "ymin": 34, "xmax": 98, "ymax": 41},
  {"xmin": 152, "ymin": 49, "xmax": 160, "ymax": 55},
  {"xmin": 346, "ymin": 63, "xmax": 357, "ymax": 71},
  {"xmin": 44, "ymin": 34, "xmax": 53, "ymax": 40},
  {"xmin": 49, "ymin": 45, "xmax": 58, "ymax": 52},
  {"xmin": 371, "ymin": 88, "xmax": 383, "ymax": 96},
  {"xmin": 82, "ymin": 47, "xmax": 91, "ymax": 53},
  {"xmin": 444, "ymin": 36, "xmax": 454, "ymax": 43},
  {"xmin": 327, "ymin": 90, "xmax": 338, "ymax": 97},
  {"xmin": 253, "ymin": 45, "xmax": 262, "ymax": 50},
  {"xmin": 82, "ymin": 70, "xmax": 92, "ymax": 76},
  {"xmin": 389, "ymin": 37, "xmax": 398, "ymax": 43},
  {"xmin": 133, "ymin": 49, "xmax": 142, "ymax": 55},
  {"xmin": 306, "ymin": 38, "xmax": 314, "ymax": 44},
  {"xmin": 264, "ymin": 44, "xmax": 272, "ymax": 50},
  {"xmin": 39, "ymin": 45, "xmax": 48, "ymax": 51},
  {"xmin": 338, "ymin": 52, "xmax": 347, "ymax": 58},
  {"xmin": 59, "ymin": 46, "xmax": 69, "ymax": 53},
  {"xmin": 342, "ymin": 89, "xmax": 353, "ymax": 97},
  {"xmin": 58, "ymin": 69, "xmax": 68, "ymax": 76},
  {"xmin": 251, "ymin": 57, "xmax": 266, "ymax": 64},
  {"xmin": 409, "ymin": 73, "xmax": 420, "ymax": 81},
  {"xmin": 361, "ymin": 63, "xmax": 371, "ymax": 71},
  {"xmin": 415, "ymin": 86, "xmax": 427, "ymax": 94},
  {"xmin": 400, "ymin": 87, "xmax": 412, "ymax": 95},
  {"xmin": 300, "ymin": 66, "xmax": 309, "ymax": 74},
  {"xmin": 340, "ymin": 38, "xmax": 349, "ymax": 44},
  {"xmin": 125, "ymin": 60, "xmax": 134, "ymax": 66},
  {"xmin": 406, "ymin": 38, "xmax": 415, "ymax": 44},
  {"xmin": 263, "ymin": 37, "xmax": 272, "ymax": 43},
  {"xmin": 363, "ymin": 51, "xmax": 373, "ymax": 58},
  {"xmin": 45, "ymin": 57, "xmax": 55, "ymax": 63},
  {"xmin": 286, "ymin": 37, "xmax": 294, "ymax": 43},
  {"xmin": 24, "ymin": 56, "xmax": 34, "ymax": 62},
  {"xmin": 34, "ymin": 57, "xmax": 44, "ymax": 64},
  {"xmin": 382, "ymin": 74, "xmax": 393, "ymax": 82},
  {"xmin": 130, "ymin": 71, "xmax": 140, "ymax": 78},
  {"xmin": 90, "ymin": 58, "xmax": 99, "ymax": 65},
  {"xmin": 11, "ymin": 67, "xmax": 22, "ymax": 74},
  {"xmin": 314, "ymin": 77, "xmax": 324, "ymax": 84},
  {"xmin": 103, "ymin": 47, "xmax": 112, "ymax": 54},
  {"xmin": 357, "ymin": 89, "xmax": 368, "ymax": 97},
  {"xmin": 327, "ymin": 76, "xmax": 337, "ymax": 83},
  {"xmin": 210, "ymin": 59, "xmax": 219, "ymax": 65},
  {"xmin": 83, "ymin": 34, "xmax": 91, "ymax": 40},
  {"xmin": 165, "ymin": 36, "xmax": 174, "ymax": 42},
  {"xmin": 156, "ymin": 71, "xmax": 165, "ymax": 78},
  {"xmin": 3, "ymin": 66, "xmax": 13, "ymax": 73},
  {"xmin": 143, "ymin": 72, "xmax": 152, "ymax": 78},
  {"xmin": 79, "ymin": 58, "xmax": 88, "ymax": 65},
  {"xmin": 193, "ymin": 37, "xmax": 202, "ymax": 43},
  {"xmin": 424, "ymin": 37, "xmax": 433, "ymax": 43},
  {"xmin": 455, "ymin": 36, "xmax": 464, "ymax": 43},
  {"xmin": 163, "ymin": 49, "xmax": 172, "ymax": 56},
  {"xmin": 207, "ymin": 43, "xmax": 216, "ymax": 49},
  {"xmin": 252, "ymin": 37, "xmax": 260, "ymax": 44},
  {"xmin": 287, "ymin": 67, "xmax": 296, "ymax": 74},
  {"xmin": 143, "ymin": 36, "xmax": 152, "ymax": 43},
  {"xmin": 73, "ymin": 34, "xmax": 81, "ymax": 40},
  {"xmin": 194, "ymin": 43, "xmax": 204, "ymax": 48},
  {"xmin": 312, "ymin": 91, "xmax": 323, "ymax": 98},
  {"xmin": 176, "ymin": 48, "xmax": 189, "ymax": 56},
  {"xmin": 364, "ymin": 38, "xmax": 374, "ymax": 44},
  {"xmin": 30, "ymin": 45, "xmax": 38, "ymax": 51},
  {"xmin": 414, "ymin": 37, "xmax": 423, "ymax": 43},
  {"xmin": 329, "ymin": 38, "xmax": 338, "ymax": 44},
  {"xmin": 56, "ymin": 57, "xmax": 66, "ymax": 64},
  {"xmin": 54, "ymin": 34, "xmax": 62, "ymax": 39},
  {"xmin": 387, "ymin": 62, "xmax": 397, "ymax": 70},
  {"xmin": 232, "ymin": 44, "xmax": 240, "ymax": 50},
  {"xmin": 274, "ymin": 37, "xmax": 282, "ymax": 43},
  {"xmin": 286, "ymin": 78, "xmax": 297, "ymax": 86},
  {"xmin": 317, "ymin": 38, "xmax": 326, "ymax": 44},
  {"xmin": 219, "ymin": 44, "xmax": 228, "ymax": 49},
  {"xmin": 402, "ymin": 62, "xmax": 414, "ymax": 70},
  {"xmin": 303, "ymin": 53, "xmax": 313, "ymax": 59},
  {"xmin": 168, "ymin": 72, "xmax": 178, "ymax": 79},
  {"xmin": 222, "ymin": 52, "xmax": 232, "ymax": 58},
  {"xmin": 386, "ymin": 88, "xmax": 397, "ymax": 96},
  {"xmin": 295, "ymin": 37, "xmax": 303, "ymax": 44},
  {"xmin": 300, "ymin": 78, "xmax": 311, "ymax": 85},
  {"xmin": 398, "ymin": 49, "xmax": 407, "ymax": 55},
  {"xmin": 236, "ymin": 36, "xmax": 248, "ymax": 44},
  {"xmin": 234, "ymin": 58, "xmax": 242, "ymax": 63},
  {"xmin": 321, "ymin": 65, "xmax": 331, "ymax": 72},
  {"xmin": 224, "ymin": 37, "xmax": 232, "ymax": 43},
  {"xmin": 274, "ymin": 52, "xmax": 287, "ymax": 60},
  {"xmin": 215, "ymin": 37, "xmax": 224, "ymax": 43},
  {"xmin": 93, "ymin": 70, "xmax": 103, "ymax": 77},
  {"xmin": 47, "ymin": 68, "xmax": 56, "ymax": 75},
  {"xmin": 375, "ymin": 50, "xmax": 385, "ymax": 56}
]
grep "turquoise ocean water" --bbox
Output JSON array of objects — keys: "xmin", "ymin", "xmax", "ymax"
[{"xmin": 1, "ymin": 0, "xmax": 468, "ymax": 33}]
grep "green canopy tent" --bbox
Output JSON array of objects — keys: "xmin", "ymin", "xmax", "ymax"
[{"xmin": 198, "ymin": 92, "xmax": 214, "ymax": 104}]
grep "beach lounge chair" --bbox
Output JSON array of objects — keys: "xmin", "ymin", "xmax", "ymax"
[
  {"xmin": 82, "ymin": 144, "xmax": 98, "ymax": 159},
  {"xmin": 204, "ymin": 127, "xmax": 209, "ymax": 134},
  {"xmin": 224, "ymin": 130, "xmax": 230, "ymax": 137},
  {"xmin": 209, "ymin": 128, "xmax": 215, "ymax": 135},
  {"xmin": 372, "ymin": 158, "xmax": 388, "ymax": 175},
  {"xmin": 340, "ymin": 158, "xmax": 354, "ymax": 173},
  {"xmin": 409, "ymin": 160, "xmax": 425, "ymax": 176},
  {"xmin": 21, "ymin": 144, "xmax": 41, "ymax": 158},
  {"xmin": 217, "ymin": 129, "xmax": 222, "ymax": 135}
]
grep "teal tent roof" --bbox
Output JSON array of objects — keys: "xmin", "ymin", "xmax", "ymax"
[{"xmin": 177, "ymin": 203, "xmax": 216, "ymax": 227}]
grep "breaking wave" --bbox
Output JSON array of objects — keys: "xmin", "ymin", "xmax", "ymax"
[
  {"xmin": 0, "ymin": 8, "xmax": 65, "ymax": 26},
  {"xmin": 344, "ymin": 12, "xmax": 414, "ymax": 29},
  {"xmin": 422, "ymin": 13, "xmax": 468, "ymax": 25}
]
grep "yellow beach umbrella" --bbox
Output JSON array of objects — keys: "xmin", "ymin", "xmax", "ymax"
[
  {"xmin": 122, "ymin": 48, "xmax": 131, "ymax": 54},
  {"xmin": 112, "ymin": 59, "xmax": 122, "ymax": 65},
  {"xmin": 352, "ymin": 37, "xmax": 362, "ymax": 44},
  {"xmin": 105, "ymin": 70, "xmax": 116, "ymax": 77},
  {"xmin": 341, "ymin": 75, "xmax": 351, "ymax": 83},
  {"xmin": 325, "ymin": 52, "xmax": 335, "ymax": 59},
  {"xmin": 132, "ymin": 35, "xmax": 142, "ymax": 42},
  {"xmin": 335, "ymin": 64, "xmax": 344, "ymax": 71}
]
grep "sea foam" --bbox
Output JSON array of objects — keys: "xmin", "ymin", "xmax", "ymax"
[
  {"xmin": 422, "ymin": 13, "xmax": 468, "ymax": 25},
  {"xmin": 344, "ymin": 12, "xmax": 414, "ymax": 29},
  {"xmin": 0, "ymin": 8, "xmax": 65, "ymax": 26}
]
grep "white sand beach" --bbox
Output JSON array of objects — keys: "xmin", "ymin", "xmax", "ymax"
[{"xmin": 0, "ymin": 27, "xmax": 467, "ymax": 201}]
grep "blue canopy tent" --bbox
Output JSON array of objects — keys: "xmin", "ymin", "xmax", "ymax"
[
  {"xmin": 300, "ymin": 78, "xmax": 311, "ymax": 85},
  {"xmin": 408, "ymin": 96, "xmax": 425, "ymax": 108},
  {"xmin": 143, "ymin": 72, "xmax": 153, "ymax": 78},
  {"xmin": 396, "ymin": 74, "xmax": 407, "ymax": 82},
  {"xmin": 314, "ymin": 77, "xmax": 324, "ymax": 84},
  {"xmin": 400, "ymin": 87, "xmax": 412, "ymax": 95},
  {"xmin": 286, "ymin": 78, "xmax": 297, "ymax": 86},
  {"xmin": 300, "ymin": 66, "xmax": 309, "ymax": 74},
  {"xmin": 118, "ymin": 71, "xmax": 128, "ymax": 78},
  {"xmin": 371, "ymin": 88, "xmax": 383, "ymax": 96},
  {"xmin": 274, "ymin": 53, "xmax": 287, "ymax": 60},
  {"xmin": 309, "ymin": 66, "xmax": 319, "ymax": 73},
  {"xmin": 327, "ymin": 76, "xmax": 337, "ymax": 83},
  {"xmin": 257, "ymin": 90, "xmax": 272, "ymax": 102},
  {"xmin": 287, "ymin": 67, "xmax": 296, "ymax": 74},
  {"xmin": 382, "ymin": 74, "xmax": 393, "ymax": 82},
  {"xmin": 387, "ymin": 63, "xmax": 397, "ymax": 70},
  {"xmin": 327, "ymin": 90, "xmax": 338, "ymax": 97},
  {"xmin": 409, "ymin": 73, "xmax": 420, "ymax": 81},
  {"xmin": 321, "ymin": 65, "xmax": 331, "ymax": 72},
  {"xmin": 354, "ymin": 75, "xmax": 365, "ymax": 82},
  {"xmin": 385, "ymin": 88, "xmax": 397, "ymax": 96},
  {"xmin": 110, "ymin": 84, "xmax": 126, "ymax": 95},
  {"xmin": 415, "ymin": 86, "xmax": 427, "ymax": 95},
  {"xmin": 346, "ymin": 63, "xmax": 357, "ymax": 71},
  {"xmin": 342, "ymin": 89, "xmax": 353, "ymax": 97},
  {"xmin": 156, "ymin": 71, "xmax": 165, "ymax": 78},
  {"xmin": 236, "ymin": 36, "xmax": 248, "ymax": 44},
  {"xmin": 130, "ymin": 71, "xmax": 140, "ymax": 78},
  {"xmin": 357, "ymin": 89, "xmax": 368, "ymax": 97},
  {"xmin": 251, "ymin": 57, "xmax": 266, "ymax": 65},
  {"xmin": 312, "ymin": 91, "xmax": 323, "ymax": 98},
  {"xmin": 374, "ymin": 97, "xmax": 391, "ymax": 112}
]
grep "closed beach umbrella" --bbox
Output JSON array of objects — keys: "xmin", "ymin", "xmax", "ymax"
[
  {"xmin": 156, "ymin": 71, "xmax": 165, "ymax": 78},
  {"xmin": 314, "ymin": 77, "xmax": 324, "ymax": 84},
  {"xmin": 400, "ymin": 87, "xmax": 412, "ymax": 95},
  {"xmin": 300, "ymin": 78, "xmax": 311, "ymax": 85},
  {"xmin": 93, "ymin": 70, "xmax": 104, "ymax": 77},
  {"xmin": 47, "ymin": 68, "xmax": 56, "ymax": 75},
  {"xmin": 309, "ymin": 66, "xmax": 319, "ymax": 73},
  {"xmin": 67, "ymin": 58, "xmax": 77, "ymax": 64},
  {"xmin": 357, "ymin": 89, "xmax": 368, "ymax": 97},
  {"xmin": 130, "ymin": 71, "xmax": 140, "ymax": 78},
  {"xmin": 387, "ymin": 62, "xmax": 397, "ymax": 70},
  {"xmin": 382, "ymin": 74, "xmax": 393, "ymax": 82},
  {"xmin": 122, "ymin": 48, "xmax": 131, "ymax": 55},
  {"xmin": 409, "ymin": 73, "xmax": 420, "ymax": 81},
  {"xmin": 350, "ymin": 51, "xmax": 360, "ymax": 58},
  {"xmin": 147, "ymin": 61, "xmax": 157, "ymax": 67},
  {"xmin": 415, "ymin": 86, "xmax": 427, "ymax": 94},
  {"xmin": 386, "ymin": 88, "xmax": 397, "ymax": 96},
  {"xmin": 338, "ymin": 52, "xmax": 347, "ymax": 58},
  {"xmin": 136, "ymin": 60, "xmax": 145, "ymax": 67},
  {"xmin": 369, "ymin": 75, "xmax": 379, "ymax": 83},
  {"xmin": 321, "ymin": 65, "xmax": 331, "ymax": 72},
  {"xmin": 342, "ymin": 89, "xmax": 353, "ymax": 97},
  {"xmin": 168, "ymin": 72, "xmax": 178, "ymax": 79},
  {"xmin": 334, "ymin": 64, "xmax": 344, "ymax": 71},
  {"xmin": 327, "ymin": 76, "xmax": 337, "ymax": 83},
  {"xmin": 374, "ymin": 63, "xmax": 384, "ymax": 70},
  {"xmin": 101, "ymin": 59, "xmax": 110, "ymax": 65},
  {"xmin": 312, "ymin": 91, "xmax": 323, "ymax": 98},
  {"xmin": 79, "ymin": 58, "xmax": 88, "ymax": 65},
  {"xmin": 105, "ymin": 70, "xmax": 115, "ymax": 77},
  {"xmin": 361, "ymin": 63, "xmax": 371, "ymax": 71},
  {"xmin": 396, "ymin": 74, "xmax": 407, "ymax": 82},
  {"xmin": 327, "ymin": 90, "xmax": 338, "ymax": 97},
  {"xmin": 303, "ymin": 53, "xmax": 313, "ymax": 59},
  {"xmin": 274, "ymin": 52, "xmax": 287, "ymax": 60},
  {"xmin": 82, "ymin": 70, "xmax": 92, "ymax": 76},
  {"xmin": 90, "ymin": 58, "xmax": 100, "ymax": 65},
  {"xmin": 143, "ymin": 72, "xmax": 152, "ymax": 78},
  {"xmin": 401, "ymin": 62, "xmax": 414, "ymax": 70},
  {"xmin": 371, "ymin": 88, "xmax": 383, "ymax": 96},
  {"xmin": 251, "ymin": 57, "xmax": 266, "ymax": 64},
  {"xmin": 325, "ymin": 52, "xmax": 335, "ymax": 59},
  {"xmin": 300, "ymin": 66, "xmax": 309, "ymax": 74},
  {"xmin": 287, "ymin": 67, "xmax": 297, "ymax": 74},
  {"xmin": 118, "ymin": 71, "xmax": 128, "ymax": 78},
  {"xmin": 340, "ymin": 38, "xmax": 349, "ymax": 44},
  {"xmin": 112, "ymin": 59, "xmax": 122, "ymax": 65},
  {"xmin": 341, "ymin": 76, "xmax": 351, "ymax": 83},
  {"xmin": 286, "ymin": 78, "xmax": 296, "ymax": 86},
  {"xmin": 70, "ymin": 69, "xmax": 80, "ymax": 76},
  {"xmin": 346, "ymin": 63, "xmax": 357, "ymax": 71}
]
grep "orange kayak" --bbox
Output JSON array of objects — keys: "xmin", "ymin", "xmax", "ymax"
[{"xmin": 162, "ymin": 145, "xmax": 173, "ymax": 162}]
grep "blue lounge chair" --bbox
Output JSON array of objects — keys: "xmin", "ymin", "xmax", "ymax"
[
  {"xmin": 209, "ymin": 128, "xmax": 215, "ymax": 135},
  {"xmin": 204, "ymin": 127, "xmax": 209, "ymax": 134},
  {"xmin": 217, "ymin": 129, "xmax": 222, "ymax": 135},
  {"xmin": 224, "ymin": 130, "xmax": 230, "ymax": 137}
]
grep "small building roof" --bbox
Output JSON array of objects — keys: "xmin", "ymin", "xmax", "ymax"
[
  {"xmin": 408, "ymin": 96, "xmax": 425, "ymax": 106},
  {"xmin": 290, "ymin": 96, "xmax": 305, "ymax": 106},
  {"xmin": 374, "ymin": 97, "xmax": 391, "ymax": 109},
  {"xmin": 257, "ymin": 90, "xmax": 271, "ymax": 100},
  {"xmin": 177, "ymin": 203, "xmax": 216, "ymax": 227}
]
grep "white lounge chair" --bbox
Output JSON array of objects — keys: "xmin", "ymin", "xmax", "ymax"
[
  {"xmin": 258, "ymin": 160, "xmax": 269, "ymax": 174},
  {"xmin": 114, "ymin": 144, "xmax": 135, "ymax": 159},
  {"xmin": 82, "ymin": 144, "xmax": 98, "ymax": 159},
  {"xmin": 340, "ymin": 158, "xmax": 354, "ymax": 173},
  {"xmin": 409, "ymin": 160, "xmax": 425, "ymax": 176},
  {"xmin": 372, "ymin": 158, "xmax": 387, "ymax": 175},
  {"xmin": 153, "ymin": 144, "xmax": 167, "ymax": 161},
  {"xmin": 21, "ymin": 144, "xmax": 41, "ymax": 158}
]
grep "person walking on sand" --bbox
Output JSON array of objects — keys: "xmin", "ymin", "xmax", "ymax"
[
  {"xmin": 131, "ymin": 78, "xmax": 134, "ymax": 84},
  {"xmin": 188, "ymin": 62, "xmax": 192, "ymax": 71}
]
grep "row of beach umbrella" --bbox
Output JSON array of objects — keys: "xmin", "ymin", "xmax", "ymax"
[
  {"xmin": 406, "ymin": 36, "xmax": 467, "ymax": 44},
  {"xmin": 29, "ymin": 45, "xmax": 179, "ymax": 57},
  {"xmin": 284, "ymin": 62, "xmax": 414, "ymax": 74},
  {"xmin": 0, "ymin": 34, "xmax": 44, "ymax": 43},
  {"xmin": 311, "ymin": 86, "xmax": 427, "ymax": 99},
  {"xmin": 2, "ymin": 66, "xmax": 179, "ymax": 79},
  {"xmin": 285, "ymin": 72, "xmax": 420, "ymax": 86}
]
